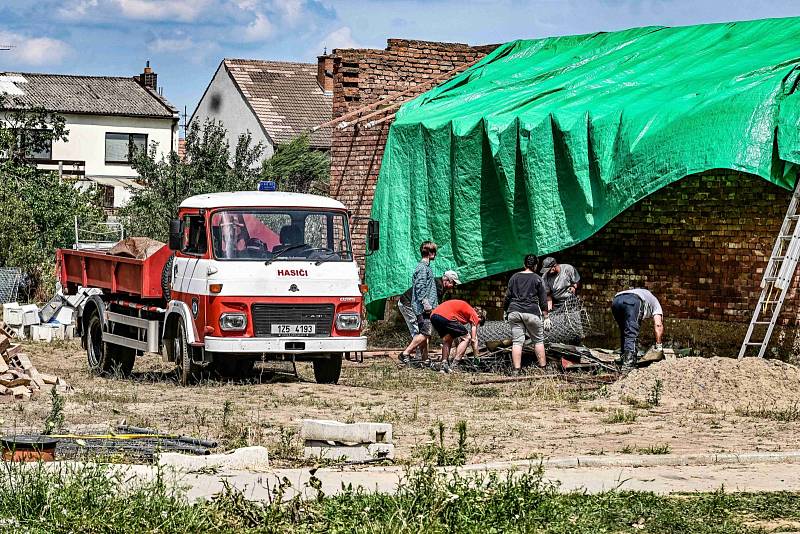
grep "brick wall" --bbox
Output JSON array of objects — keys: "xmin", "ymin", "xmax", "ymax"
[{"xmin": 330, "ymin": 39, "xmax": 496, "ymax": 264}]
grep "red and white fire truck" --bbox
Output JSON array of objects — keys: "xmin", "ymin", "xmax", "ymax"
[{"xmin": 57, "ymin": 183, "xmax": 376, "ymax": 385}]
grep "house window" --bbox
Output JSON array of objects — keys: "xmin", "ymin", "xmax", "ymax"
[
  {"xmin": 101, "ymin": 185, "xmax": 115, "ymax": 209},
  {"xmin": 105, "ymin": 132, "xmax": 147, "ymax": 164},
  {"xmin": 18, "ymin": 129, "xmax": 52, "ymax": 160}
]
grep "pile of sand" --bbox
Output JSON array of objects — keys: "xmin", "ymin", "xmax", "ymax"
[{"xmin": 608, "ymin": 356, "xmax": 800, "ymax": 412}]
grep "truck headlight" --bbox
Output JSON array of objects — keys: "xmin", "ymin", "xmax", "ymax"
[
  {"xmin": 220, "ymin": 313, "xmax": 247, "ymax": 331},
  {"xmin": 336, "ymin": 313, "xmax": 361, "ymax": 331}
]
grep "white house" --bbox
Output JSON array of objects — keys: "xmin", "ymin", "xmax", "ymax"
[
  {"xmin": 190, "ymin": 57, "xmax": 333, "ymax": 162},
  {"xmin": 0, "ymin": 64, "xmax": 179, "ymax": 210}
]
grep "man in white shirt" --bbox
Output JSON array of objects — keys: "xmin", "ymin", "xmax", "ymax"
[{"xmin": 611, "ymin": 288, "xmax": 664, "ymax": 371}]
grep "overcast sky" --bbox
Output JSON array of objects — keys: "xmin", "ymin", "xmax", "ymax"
[{"xmin": 2, "ymin": 0, "xmax": 800, "ymax": 130}]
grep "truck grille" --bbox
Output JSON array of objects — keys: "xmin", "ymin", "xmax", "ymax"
[{"xmin": 251, "ymin": 304, "xmax": 334, "ymax": 337}]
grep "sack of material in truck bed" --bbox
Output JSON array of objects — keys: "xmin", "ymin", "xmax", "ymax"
[{"xmin": 108, "ymin": 237, "xmax": 166, "ymax": 259}]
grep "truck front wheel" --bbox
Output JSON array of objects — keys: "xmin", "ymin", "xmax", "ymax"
[
  {"xmin": 174, "ymin": 318, "xmax": 201, "ymax": 386},
  {"xmin": 313, "ymin": 354, "xmax": 343, "ymax": 384}
]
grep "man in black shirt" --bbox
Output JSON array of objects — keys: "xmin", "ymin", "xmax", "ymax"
[
  {"xmin": 503, "ymin": 255, "xmax": 552, "ymax": 373},
  {"xmin": 397, "ymin": 270, "xmax": 460, "ymax": 361}
]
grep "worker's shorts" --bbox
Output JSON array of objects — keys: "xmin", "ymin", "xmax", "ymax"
[
  {"xmin": 508, "ymin": 311, "xmax": 544, "ymax": 346},
  {"xmin": 416, "ymin": 313, "xmax": 433, "ymax": 337},
  {"xmin": 397, "ymin": 301, "xmax": 419, "ymax": 338},
  {"xmin": 431, "ymin": 313, "xmax": 468, "ymax": 339}
]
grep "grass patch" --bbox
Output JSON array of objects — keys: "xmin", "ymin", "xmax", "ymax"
[
  {"xmin": 637, "ymin": 443, "xmax": 672, "ymax": 455},
  {"xmin": 602, "ymin": 409, "xmax": 638, "ymax": 424},
  {"xmin": 735, "ymin": 404, "xmax": 800, "ymax": 422},
  {"xmin": 2, "ymin": 461, "xmax": 800, "ymax": 532}
]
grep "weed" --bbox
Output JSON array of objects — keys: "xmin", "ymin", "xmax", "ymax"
[
  {"xmin": 637, "ymin": 443, "xmax": 671, "ymax": 455},
  {"xmin": 222, "ymin": 400, "xmax": 234, "ymax": 429},
  {"xmin": 647, "ymin": 379, "xmax": 663, "ymax": 407},
  {"xmin": 417, "ymin": 420, "xmax": 469, "ymax": 466},
  {"xmin": 618, "ymin": 444, "xmax": 635, "ymax": 454},
  {"xmin": 271, "ymin": 427, "xmax": 301, "ymax": 461},
  {"xmin": 42, "ymin": 387, "xmax": 65, "ymax": 435},
  {"xmin": 602, "ymin": 409, "xmax": 638, "ymax": 424}
]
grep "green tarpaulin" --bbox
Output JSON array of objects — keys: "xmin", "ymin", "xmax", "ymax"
[{"xmin": 366, "ymin": 17, "xmax": 800, "ymax": 315}]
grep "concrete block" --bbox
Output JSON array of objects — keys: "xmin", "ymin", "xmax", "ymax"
[
  {"xmin": 31, "ymin": 324, "xmax": 65, "ymax": 343},
  {"xmin": 10, "ymin": 385, "xmax": 30, "ymax": 399},
  {"xmin": 303, "ymin": 441, "xmax": 395, "ymax": 462},
  {"xmin": 64, "ymin": 325, "xmax": 76, "ymax": 339},
  {"xmin": 2, "ymin": 303, "xmax": 23, "ymax": 326},
  {"xmin": 20, "ymin": 304, "xmax": 40, "ymax": 326},
  {"xmin": 300, "ymin": 419, "xmax": 392, "ymax": 444},
  {"xmin": 39, "ymin": 296, "xmax": 64, "ymax": 323},
  {"xmin": 52, "ymin": 306, "xmax": 75, "ymax": 326},
  {"xmin": 157, "ymin": 446, "xmax": 270, "ymax": 472}
]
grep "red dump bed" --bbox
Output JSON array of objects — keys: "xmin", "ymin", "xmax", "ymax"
[{"xmin": 57, "ymin": 245, "xmax": 172, "ymax": 300}]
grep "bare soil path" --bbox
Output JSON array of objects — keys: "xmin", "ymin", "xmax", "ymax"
[{"xmin": 3, "ymin": 340, "xmax": 800, "ymax": 466}]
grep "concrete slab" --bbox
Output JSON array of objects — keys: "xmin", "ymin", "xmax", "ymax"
[
  {"xmin": 300, "ymin": 419, "xmax": 392, "ymax": 444},
  {"xmin": 157, "ymin": 446, "xmax": 269, "ymax": 472},
  {"xmin": 303, "ymin": 442, "xmax": 394, "ymax": 462}
]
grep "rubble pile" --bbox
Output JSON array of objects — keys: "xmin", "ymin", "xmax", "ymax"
[
  {"xmin": 609, "ymin": 356, "xmax": 800, "ymax": 412},
  {"xmin": 0, "ymin": 322, "xmax": 70, "ymax": 400}
]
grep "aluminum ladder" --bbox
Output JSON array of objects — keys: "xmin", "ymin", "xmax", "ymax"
[{"xmin": 738, "ymin": 178, "xmax": 800, "ymax": 358}]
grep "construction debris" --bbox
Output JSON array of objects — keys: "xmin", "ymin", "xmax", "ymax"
[
  {"xmin": 0, "ymin": 322, "xmax": 71, "ymax": 400},
  {"xmin": 301, "ymin": 419, "xmax": 394, "ymax": 462}
]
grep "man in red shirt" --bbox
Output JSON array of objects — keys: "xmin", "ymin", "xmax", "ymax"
[{"xmin": 430, "ymin": 299, "xmax": 486, "ymax": 372}]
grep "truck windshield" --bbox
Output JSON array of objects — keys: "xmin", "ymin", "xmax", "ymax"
[{"xmin": 210, "ymin": 209, "xmax": 353, "ymax": 262}]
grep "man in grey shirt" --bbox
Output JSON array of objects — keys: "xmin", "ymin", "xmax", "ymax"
[
  {"xmin": 611, "ymin": 288, "xmax": 664, "ymax": 371},
  {"xmin": 540, "ymin": 257, "xmax": 581, "ymax": 310}
]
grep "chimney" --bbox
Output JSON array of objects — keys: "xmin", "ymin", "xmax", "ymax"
[
  {"xmin": 317, "ymin": 53, "xmax": 334, "ymax": 93},
  {"xmin": 136, "ymin": 60, "xmax": 158, "ymax": 91}
]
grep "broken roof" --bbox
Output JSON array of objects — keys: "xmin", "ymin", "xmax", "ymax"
[
  {"xmin": 0, "ymin": 73, "xmax": 177, "ymax": 119},
  {"xmin": 222, "ymin": 59, "xmax": 332, "ymax": 148}
]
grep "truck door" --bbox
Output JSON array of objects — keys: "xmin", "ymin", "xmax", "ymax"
[{"xmin": 173, "ymin": 214, "xmax": 208, "ymax": 340}]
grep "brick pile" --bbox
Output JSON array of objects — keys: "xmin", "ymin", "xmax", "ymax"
[{"xmin": 0, "ymin": 322, "xmax": 70, "ymax": 400}]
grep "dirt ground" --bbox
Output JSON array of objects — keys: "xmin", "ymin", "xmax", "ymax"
[{"xmin": 3, "ymin": 339, "xmax": 800, "ymax": 466}]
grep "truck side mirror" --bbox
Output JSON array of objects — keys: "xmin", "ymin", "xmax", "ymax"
[
  {"xmin": 168, "ymin": 219, "xmax": 182, "ymax": 251},
  {"xmin": 367, "ymin": 219, "xmax": 380, "ymax": 252}
]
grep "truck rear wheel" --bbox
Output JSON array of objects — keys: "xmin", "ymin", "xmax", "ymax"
[
  {"xmin": 174, "ymin": 318, "xmax": 201, "ymax": 386},
  {"xmin": 313, "ymin": 354, "xmax": 342, "ymax": 384},
  {"xmin": 86, "ymin": 312, "xmax": 135, "ymax": 377}
]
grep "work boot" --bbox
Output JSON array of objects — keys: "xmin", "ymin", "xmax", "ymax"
[{"xmin": 620, "ymin": 351, "xmax": 637, "ymax": 372}]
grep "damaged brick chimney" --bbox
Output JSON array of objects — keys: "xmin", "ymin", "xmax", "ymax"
[
  {"xmin": 317, "ymin": 53, "xmax": 334, "ymax": 93},
  {"xmin": 135, "ymin": 60, "xmax": 158, "ymax": 91}
]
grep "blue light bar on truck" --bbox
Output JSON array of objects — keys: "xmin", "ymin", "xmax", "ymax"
[{"xmin": 258, "ymin": 180, "xmax": 277, "ymax": 191}]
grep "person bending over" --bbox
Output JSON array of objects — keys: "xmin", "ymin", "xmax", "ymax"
[{"xmin": 430, "ymin": 299, "xmax": 486, "ymax": 373}]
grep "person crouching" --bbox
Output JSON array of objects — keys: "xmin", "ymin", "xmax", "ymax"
[{"xmin": 430, "ymin": 300, "xmax": 487, "ymax": 373}]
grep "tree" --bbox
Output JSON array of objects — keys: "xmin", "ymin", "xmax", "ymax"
[
  {"xmin": 0, "ymin": 95, "xmax": 103, "ymax": 301},
  {"xmin": 120, "ymin": 119, "xmax": 267, "ymax": 241},
  {"xmin": 261, "ymin": 134, "xmax": 330, "ymax": 194}
]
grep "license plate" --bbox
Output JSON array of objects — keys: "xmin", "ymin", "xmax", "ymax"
[{"xmin": 271, "ymin": 324, "xmax": 316, "ymax": 335}]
